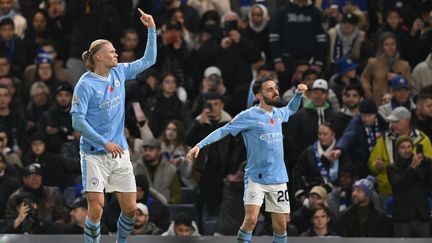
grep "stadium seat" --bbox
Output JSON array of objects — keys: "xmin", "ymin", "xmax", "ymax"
[
  {"xmin": 202, "ymin": 220, "xmax": 217, "ymax": 235},
  {"xmin": 180, "ymin": 187, "xmax": 196, "ymax": 203}
]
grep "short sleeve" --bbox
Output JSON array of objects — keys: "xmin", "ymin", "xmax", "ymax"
[{"xmin": 221, "ymin": 112, "xmax": 250, "ymax": 136}]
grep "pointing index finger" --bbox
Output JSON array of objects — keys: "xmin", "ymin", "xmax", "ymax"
[{"xmin": 137, "ymin": 8, "xmax": 145, "ymax": 16}]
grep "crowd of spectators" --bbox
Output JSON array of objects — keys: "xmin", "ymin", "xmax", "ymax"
[{"xmin": 0, "ymin": 0, "xmax": 431, "ymax": 238}]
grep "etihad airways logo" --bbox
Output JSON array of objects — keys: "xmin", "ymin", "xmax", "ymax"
[
  {"xmin": 99, "ymin": 95, "xmax": 122, "ymax": 110},
  {"xmin": 259, "ymin": 132, "xmax": 283, "ymax": 144}
]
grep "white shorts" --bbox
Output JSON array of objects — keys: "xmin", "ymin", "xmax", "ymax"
[
  {"xmin": 243, "ymin": 178, "xmax": 291, "ymax": 214},
  {"xmin": 80, "ymin": 150, "xmax": 136, "ymax": 193}
]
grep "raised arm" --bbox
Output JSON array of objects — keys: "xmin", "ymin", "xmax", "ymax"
[
  {"xmin": 122, "ymin": 9, "xmax": 157, "ymax": 80},
  {"xmin": 281, "ymin": 84, "xmax": 307, "ymax": 121}
]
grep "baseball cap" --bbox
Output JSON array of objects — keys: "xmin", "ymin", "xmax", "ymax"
[
  {"xmin": 311, "ymin": 79, "xmax": 328, "ymax": 91},
  {"xmin": 136, "ymin": 203, "xmax": 149, "ymax": 215},
  {"xmin": 204, "ymin": 66, "xmax": 222, "ymax": 78},
  {"xmin": 71, "ymin": 196, "xmax": 88, "ymax": 209},
  {"xmin": 55, "ymin": 81, "xmax": 73, "ymax": 95},
  {"xmin": 23, "ymin": 163, "xmax": 42, "ymax": 176},
  {"xmin": 335, "ymin": 57, "xmax": 358, "ymax": 76},
  {"xmin": 142, "ymin": 138, "xmax": 161, "ymax": 149},
  {"xmin": 390, "ymin": 75, "xmax": 409, "ymax": 90},
  {"xmin": 386, "ymin": 106, "xmax": 412, "ymax": 122},
  {"xmin": 342, "ymin": 12, "xmax": 360, "ymax": 25},
  {"xmin": 309, "ymin": 186, "xmax": 327, "ymax": 198}
]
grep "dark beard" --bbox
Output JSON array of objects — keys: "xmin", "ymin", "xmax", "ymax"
[{"xmin": 263, "ymin": 95, "xmax": 280, "ymax": 106}]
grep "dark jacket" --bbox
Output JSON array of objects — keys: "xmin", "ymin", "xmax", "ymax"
[
  {"xmin": 22, "ymin": 151, "xmax": 65, "ymax": 188},
  {"xmin": 0, "ymin": 172, "xmax": 21, "ymax": 219},
  {"xmin": 335, "ymin": 203, "xmax": 392, "ymax": 237},
  {"xmin": 59, "ymin": 139, "xmax": 81, "ymax": 187},
  {"xmin": 215, "ymin": 173, "xmax": 245, "ymax": 235},
  {"xmin": 335, "ymin": 115, "xmax": 386, "ymax": 177},
  {"xmin": 387, "ymin": 156, "xmax": 432, "ymax": 222},
  {"xmin": 38, "ymin": 103, "xmax": 73, "ymax": 153},
  {"xmin": 293, "ymin": 143, "xmax": 349, "ymax": 193},
  {"xmin": 285, "ymin": 102, "xmax": 339, "ymax": 170},
  {"xmin": 412, "ymin": 113, "xmax": 432, "ymax": 141},
  {"xmin": 269, "ymin": 2, "xmax": 326, "ymax": 66},
  {"xmin": 216, "ymin": 32, "xmax": 261, "ymax": 94}
]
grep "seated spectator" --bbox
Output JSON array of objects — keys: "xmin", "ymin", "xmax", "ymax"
[
  {"xmin": 412, "ymin": 92, "xmax": 432, "ymax": 139},
  {"xmin": 330, "ymin": 99, "xmax": 387, "ymax": 178},
  {"xmin": 37, "ymin": 81, "xmax": 73, "ymax": 153},
  {"xmin": 63, "ymin": 196, "xmax": 108, "ymax": 234},
  {"xmin": 132, "ymin": 203, "xmax": 162, "ymax": 235},
  {"xmin": 5, "ymin": 164, "xmax": 67, "ymax": 230},
  {"xmin": 133, "ymin": 138, "xmax": 182, "ymax": 203},
  {"xmin": 0, "ymin": 18, "xmax": 26, "ymax": 76},
  {"xmin": 23, "ymin": 43, "xmax": 69, "ymax": 87},
  {"xmin": 26, "ymin": 81, "xmax": 51, "ymax": 135},
  {"xmin": 144, "ymin": 72, "xmax": 192, "ymax": 137},
  {"xmin": 0, "ymin": 152, "xmax": 20, "ymax": 219},
  {"xmin": 1, "ymin": 191, "xmax": 61, "ymax": 234},
  {"xmin": 335, "ymin": 176, "xmax": 391, "ymax": 237},
  {"xmin": 329, "ymin": 57, "xmax": 361, "ymax": 107},
  {"xmin": 293, "ymin": 122, "xmax": 347, "ymax": 194},
  {"xmin": 300, "ymin": 203, "xmax": 338, "ymax": 237},
  {"xmin": 368, "ymin": 107, "xmax": 432, "ymax": 198},
  {"xmin": 327, "ymin": 162, "xmax": 360, "ymax": 218},
  {"xmin": 0, "ymin": 126, "xmax": 21, "ymax": 167},
  {"xmin": 106, "ymin": 175, "xmax": 170, "ymax": 232},
  {"xmin": 291, "ymin": 186, "xmax": 329, "ymax": 234},
  {"xmin": 162, "ymin": 211, "xmax": 200, "ymax": 236},
  {"xmin": 337, "ymin": 83, "xmax": 364, "ymax": 131},
  {"xmin": 0, "ymin": 75, "xmax": 25, "ymax": 113},
  {"xmin": 158, "ymin": 120, "xmax": 195, "ymax": 188},
  {"xmin": 378, "ymin": 75, "xmax": 416, "ymax": 119},
  {"xmin": 26, "ymin": 53, "xmax": 59, "ymax": 98},
  {"xmin": 286, "ymin": 79, "xmax": 341, "ymax": 170},
  {"xmin": 22, "ymin": 133, "xmax": 64, "ymax": 188},
  {"xmin": 0, "ymin": 84, "xmax": 27, "ymax": 155},
  {"xmin": 191, "ymin": 66, "xmax": 227, "ymax": 117},
  {"xmin": 387, "ymin": 136, "xmax": 432, "ymax": 237},
  {"xmin": 0, "ymin": 0, "xmax": 27, "ymax": 38},
  {"xmin": 412, "ymin": 50, "xmax": 432, "ymax": 94}
]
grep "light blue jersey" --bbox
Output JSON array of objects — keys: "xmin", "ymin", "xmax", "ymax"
[
  {"xmin": 70, "ymin": 28, "xmax": 157, "ymax": 155},
  {"xmin": 197, "ymin": 92, "xmax": 302, "ymax": 184}
]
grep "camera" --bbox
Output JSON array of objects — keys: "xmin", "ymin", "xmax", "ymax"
[
  {"xmin": 416, "ymin": 144, "xmax": 424, "ymax": 155},
  {"xmin": 223, "ymin": 20, "xmax": 237, "ymax": 36},
  {"xmin": 22, "ymin": 198, "xmax": 36, "ymax": 233},
  {"xmin": 204, "ymin": 102, "xmax": 213, "ymax": 111}
]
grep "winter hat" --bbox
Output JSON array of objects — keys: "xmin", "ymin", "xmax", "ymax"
[
  {"xmin": 359, "ymin": 98, "xmax": 377, "ymax": 114},
  {"xmin": 55, "ymin": 81, "xmax": 73, "ymax": 96},
  {"xmin": 36, "ymin": 49, "xmax": 53, "ymax": 65},
  {"xmin": 353, "ymin": 175, "xmax": 375, "ymax": 199}
]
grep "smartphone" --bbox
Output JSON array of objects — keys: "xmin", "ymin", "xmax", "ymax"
[
  {"xmin": 132, "ymin": 102, "xmax": 146, "ymax": 122},
  {"xmin": 416, "ymin": 144, "xmax": 424, "ymax": 155},
  {"xmin": 204, "ymin": 102, "xmax": 212, "ymax": 111}
]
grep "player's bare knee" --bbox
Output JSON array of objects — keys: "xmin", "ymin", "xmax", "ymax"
[
  {"xmin": 122, "ymin": 206, "xmax": 137, "ymax": 218},
  {"xmin": 244, "ymin": 214, "xmax": 258, "ymax": 227},
  {"xmin": 272, "ymin": 220, "xmax": 287, "ymax": 233}
]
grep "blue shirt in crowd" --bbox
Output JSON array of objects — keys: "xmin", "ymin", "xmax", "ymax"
[
  {"xmin": 197, "ymin": 91, "xmax": 303, "ymax": 184},
  {"xmin": 70, "ymin": 28, "xmax": 157, "ymax": 155}
]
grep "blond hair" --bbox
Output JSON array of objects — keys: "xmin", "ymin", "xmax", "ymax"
[{"xmin": 82, "ymin": 39, "xmax": 111, "ymax": 72}]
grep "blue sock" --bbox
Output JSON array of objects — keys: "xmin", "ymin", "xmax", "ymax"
[
  {"xmin": 116, "ymin": 212, "xmax": 135, "ymax": 243},
  {"xmin": 237, "ymin": 229, "xmax": 252, "ymax": 243},
  {"xmin": 273, "ymin": 231, "xmax": 287, "ymax": 243},
  {"xmin": 84, "ymin": 217, "xmax": 100, "ymax": 243}
]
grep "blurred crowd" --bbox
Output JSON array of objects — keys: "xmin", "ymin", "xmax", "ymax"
[{"xmin": 0, "ymin": 0, "xmax": 432, "ymax": 238}]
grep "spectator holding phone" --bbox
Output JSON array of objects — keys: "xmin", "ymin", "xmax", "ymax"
[{"xmin": 387, "ymin": 136, "xmax": 432, "ymax": 237}]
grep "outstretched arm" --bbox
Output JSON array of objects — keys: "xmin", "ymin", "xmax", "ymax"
[{"xmin": 186, "ymin": 112, "xmax": 250, "ymax": 160}]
